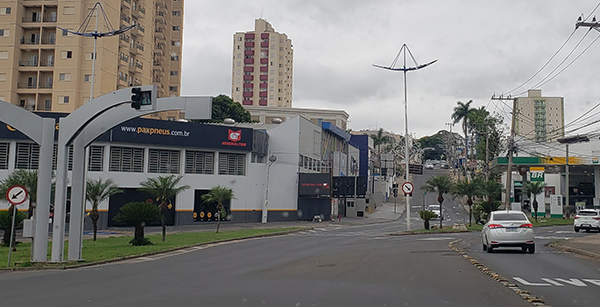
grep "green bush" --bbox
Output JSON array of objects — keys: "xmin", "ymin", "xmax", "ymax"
[{"xmin": 113, "ymin": 202, "xmax": 162, "ymax": 246}]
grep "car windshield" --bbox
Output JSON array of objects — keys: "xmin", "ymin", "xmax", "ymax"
[
  {"xmin": 492, "ymin": 213, "xmax": 527, "ymax": 221},
  {"xmin": 428, "ymin": 205, "xmax": 439, "ymax": 210},
  {"xmin": 578, "ymin": 211, "xmax": 599, "ymax": 216}
]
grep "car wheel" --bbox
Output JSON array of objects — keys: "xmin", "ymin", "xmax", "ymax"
[
  {"xmin": 486, "ymin": 245, "xmax": 494, "ymax": 253},
  {"xmin": 483, "ymin": 243, "xmax": 487, "ymax": 251},
  {"xmin": 528, "ymin": 244, "xmax": 535, "ymax": 254},
  {"xmin": 574, "ymin": 227, "xmax": 580, "ymax": 233},
  {"xmin": 586, "ymin": 229, "xmax": 591, "ymax": 233},
  {"xmin": 521, "ymin": 246, "xmax": 528, "ymax": 252}
]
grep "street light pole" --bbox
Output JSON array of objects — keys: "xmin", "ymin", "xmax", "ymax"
[{"xmin": 374, "ymin": 44, "xmax": 437, "ymax": 231}]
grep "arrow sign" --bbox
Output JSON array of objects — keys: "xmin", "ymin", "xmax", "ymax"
[{"xmin": 6, "ymin": 185, "xmax": 27, "ymax": 205}]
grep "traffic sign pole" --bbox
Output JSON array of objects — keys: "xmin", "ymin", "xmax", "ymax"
[{"xmin": 6, "ymin": 185, "xmax": 28, "ymax": 266}]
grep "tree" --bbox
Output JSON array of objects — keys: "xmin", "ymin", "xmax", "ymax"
[
  {"xmin": 370, "ymin": 128, "xmax": 392, "ymax": 173},
  {"xmin": 0, "ymin": 208, "xmax": 26, "ymax": 249},
  {"xmin": 113, "ymin": 202, "xmax": 162, "ymax": 246},
  {"xmin": 475, "ymin": 179, "xmax": 504, "ymax": 222},
  {"xmin": 451, "ymin": 100, "xmax": 474, "ymax": 169},
  {"xmin": 421, "ymin": 175, "xmax": 453, "ymax": 229},
  {"xmin": 419, "ymin": 210, "xmax": 437, "ymax": 230},
  {"xmin": 201, "ymin": 185, "xmax": 236, "ymax": 233},
  {"xmin": 196, "ymin": 95, "xmax": 253, "ymax": 123},
  {"xmin": 138, "ymin": 175, "xmax": 190, "ymax": 241},
  {"xmin": 0, "ymin": 169, "xmax": 38, "ymax": 218},
  {"xmin": 523, "ymin": 181, "xmax": 545, "ymax": 222},
  {"xmin": 86, "ymin": 178, "xmax": 122, "ymax": 241},
  {"xmin": 451, "ymin": 177, "xmax": 483, "ymax": 226}
]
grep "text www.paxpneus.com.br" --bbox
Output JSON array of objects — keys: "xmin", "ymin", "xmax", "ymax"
[{"xmin": 121, "ymin": 126, "xmax": 190, "ymax": 137}]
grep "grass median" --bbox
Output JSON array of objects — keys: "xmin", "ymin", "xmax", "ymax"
[{"xmin": 0, "ymin": 227, "xmax": 303, "ymax": 269}]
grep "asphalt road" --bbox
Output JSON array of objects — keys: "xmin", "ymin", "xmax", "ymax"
[
  {"xmin": 1, "ymin": 223, "xmax": 532, "ymax": 307},
  {"xmin": 458, "ymin": 225, "xmax": 600, "ymax": 307}
]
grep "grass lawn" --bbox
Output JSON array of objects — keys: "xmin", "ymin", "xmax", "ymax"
[{"xmin": 0, "ymin": 227, "xmax": 301, "ymax": 269}]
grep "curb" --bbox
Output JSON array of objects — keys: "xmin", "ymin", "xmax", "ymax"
[{"xmin": 548, "ymin": 242, "xmax": 600, "ymax": 261}]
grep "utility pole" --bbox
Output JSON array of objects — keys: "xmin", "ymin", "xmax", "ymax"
[
  {"xmin": 492, "ymin": 94, "xmax": 516, "ymax": 209},
  {"xmin": 445, "ymin": 123, "xmax": 454, "ymax": 176},
  {"xmin": 374, "ymin": 44, "xmax": 437, "ymax": 231}
]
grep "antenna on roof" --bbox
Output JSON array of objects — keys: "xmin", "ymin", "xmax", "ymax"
[{"xmin": 260, "ymin": 7, "xmax": 264, "ymax": 19}]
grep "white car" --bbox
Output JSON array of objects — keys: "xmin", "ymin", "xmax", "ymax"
[
  {"xmin": 574, "ymin": 209, "xmax": 600, "ymax": 232},
  {"xmin": 425, "ymin": 163, "xmax": 434, "ymax": 170},
  {"xmin": 427, "ymin": 204, "xmax": 441, "ymax": 220},
  {"xmin": 482, "ymin": 210, "xmax": 535, "ymax": 253}
]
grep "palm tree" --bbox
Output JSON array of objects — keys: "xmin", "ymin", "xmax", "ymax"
[
  {"xmin": 0, "ymin": 207, "xmax": 26, "ymax": 249},
  {"xmin": 421, "ymin": 175, "xmax": 453, "ymax": 229},
  {"xmin": 0, "ymin": 169, "xmax": 38, "ymax": 218},
  {"xmin": 370, "ymin": 128, "xmax": 392, "ymax": 156},
  {"xmin": 201, "ymin": 185, "xmax": 236, "ymax": 233},
  {"xmin": 523, "ymin": 181, "xmax": 545, "ymax": 222},
  {"xmin": 451, "ymin": 100, "xmax": 474, "ymax": 170},
  {"xmin": 113, "ymin": 202, "xmax": 162, "ymax": 246},
  {"xmin": 86, "ymin": 178, "xmax": 122, "ymax": 241},
  {"xmin": 419, "ymin": 210, "xmax": 437, "ymax": 230},
  {"xmin": 138, "ymin": 175, "xmax": 190, "ymax": 241},
  {"xmin": 476, "ymin": 179, "xmax": 503, "ymax": 222},
  {"xmin": 451, "ymin": 177, "xmax": 483, "ymax": 226}
]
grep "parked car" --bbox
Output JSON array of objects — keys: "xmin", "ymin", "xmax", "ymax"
[
  {"xmin": 425, "ymin": 163, "xmax": 434, "ymax": 170},
  {"xmin": 427, "ymin": 204, "xmax": 441, "ymax": 220},
  {"xmin": 482, "ymin": 210, "xmax": 535, "ymax": 253},
  {"xmin": 574, "ymin": 209, "xmax": 600, "ymax": 232}
]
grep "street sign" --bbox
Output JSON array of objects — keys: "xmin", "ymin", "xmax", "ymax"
[
  {"xmin": 401, "ymin": 182, "xmax": 414, "ymax": 195},
  {"xmin": 6, "ymin": 185, "xmax": 27, "ymax": 205}
]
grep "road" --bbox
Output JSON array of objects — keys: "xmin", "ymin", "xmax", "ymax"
[
  {"xmin": 2, "ymin": 223, "xmax": 533, "ymax": 307},
  {"xmin": 457, "ymin": 225, "xmax": 600, "ymax": 307}
]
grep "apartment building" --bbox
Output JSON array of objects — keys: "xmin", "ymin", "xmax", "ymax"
[
  {"xmin": 0, "ymin": 0, "xmax": 182, "ymax": 119},
  {"xmin": 515, "ymin": 89, "xmax": 565, "ymax": 143},
  {"xmin": 231, "ymin": 19, "xmax": 293, "ymax": 108}
]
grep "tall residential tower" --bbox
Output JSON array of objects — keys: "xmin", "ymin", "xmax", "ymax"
[
  {"xmin": 231, "ymin": 19, "xmax": 293, "ymax": 108},
  {"xmin": 515, "ymin": 89, "xmax": 564, "ymax": 143},
  {"xmin": 0, "ymin": 0, "xmax": 183, "ymax": 119}
]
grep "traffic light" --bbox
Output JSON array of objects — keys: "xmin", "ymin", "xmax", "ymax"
[
  {"xmin": 130, "ymin": 87, "xmax": 153, "ymax": 110},
  {"xmin": 131, "ymin": 87, "xmax": 142, "ymax": 109}
]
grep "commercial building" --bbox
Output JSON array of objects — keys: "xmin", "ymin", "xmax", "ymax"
[
  {"xmin": 515, "ymin": 89, "xmax": 564, "ymax": 143},
  {"xmin": 0, "ymin": 0, "xmax": 183, "ymax": 119},
  {"xmin": 231, "ymin": 19, "xmax": 293, "ymax": 108},
  {"xmin": 0, "ymin": 112, "xmax": 372, "ymax": 228}
]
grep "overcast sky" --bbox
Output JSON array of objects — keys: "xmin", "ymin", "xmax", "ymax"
[{"xmin": 181, "ymin": 0, "xmax": 600, "ymax": 138}]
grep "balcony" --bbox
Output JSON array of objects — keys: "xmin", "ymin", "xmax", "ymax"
[
  {"xmin": 19, "ymin": 60, "xmax": 38, "ymax": 67},
  {"xmin": 259, "ymin": 75, "xmax": 268, "ymax": 81},
  {"xmin": 259, "ymin": 99, "xmax": 267, "ymax": 106},
  {"xmin": 243, "ymin": 66, "xmax": 254, "ymax": 72},
  {"xmin": 21, "ymin": 37, "xmax": 40, "ymax": 45},
  {"xmin": 259, "ymin": 83, "xmax": 268, "ymax": 88},
  {"xmin": 242, "ymin": 100, "xmax": 253, "ymax": 105},
  {"xmin": 22, "ymin": 15, "xmax": 42, "ymax": 23},
  {"xmin": 243, "ymin": 75, "xmax": 254, "ymax": 81},
  {"xmin": 260, "ymin": 58, "xmax": 268, "ymax": 64},
  {"xmin": 244, "ymin": 50, "xmax": 254, "ymax": 56},
  {"xmin": 245, "ymin": 42, "xmax": 254, "ymax": 47},
  {"xmin": 17, "ymin": 83, "xmax": 38, "ymax": 89},
  {"xmin": 244, "ymin": 58, "xmax": 254, "ymax": 64},
  {"xmin": 261, "ymin": 42, "xmax": 269, "ymax": 48},
  {"xmin": 261, "ymin": 33, "xmax": 269, "ymax": 39},
  {"xmin": 260, "ymin": 66, "xmax": 268, "ymax": 72},
  {"xmin": 243, "ymin": 92, "xmax": 253, "ymax": 97},
  {"xmin": 243, "ymin": 83, "xmax": 253, "ymax": 88},
  {"xmin": 245, "ymin": 33, "xmax": 255, "ymax": 39}
]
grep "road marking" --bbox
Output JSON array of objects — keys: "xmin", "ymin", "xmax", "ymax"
[
  {"xmin": 514, "ymin": 277, "xmax": 600, "ymax": 287},
  {"xmin": 535, "ymin": 236, "xmax": 572, "ymax": 240},
  {"xmin": 417, "ymin": 237, "xmax": 456, "ymax": 241}
]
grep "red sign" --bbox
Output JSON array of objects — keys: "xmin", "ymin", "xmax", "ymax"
[{"xmin": 222, "ymin": 129, "xmax": 247, "ymax": 147}]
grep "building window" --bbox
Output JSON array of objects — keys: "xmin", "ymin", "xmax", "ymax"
[
  {"xmin": 172, "ymin": 26, "xmax": 180, "ymax": 31},
  {"xmin": 85, "ymin": 52, "xmax": 96, "ymax": 60},
  {"xmin": 0, "ymin": 73, "xmax": 6, "ymax": 82},
  {"xmin": 61, "ymin": 50, "xmax": 72, "ymax": 59},
  {"xmin": 51, "ymin": 144, "xmax": 73, "ymax": 171},
  {"xmin": 58, "ymin": 96, "xmax": 69, "ymax": 104},
  {"xmin": 0, "ymin": 51, "xmax": 8, "ymax": 59},
  {"xmin": 0, "ymin": 7, "xmax": 11, "ymax": 15},
  {"xmin": 218, "ymin": 153, "xmax": 245, "ymax": 176},
  {"xmin": 63, "ymin": 6, "xmax": 75, "ymax": 15},
  {"xmin": 148, "ymin": 149, "xmax": 180, "ymax": 174},
  {"xmin": 169, "ymin": 86, "xmax": 177, "ymax": 92},
  {"xmin": 185, "ymin": 150, "xmax": 214, "ymax": 174},
  {"xmin": 0, "ymin": 142, "xmax": 9, "ymax": 169},
  {"xmin": 170, "ymin": 71, "xmax": 178, "ymax": 76},
  {"xmin": 0, "ymin": 29, "xmax": 9, "ymax": 37},
  {"xmin": 88, "ymin": 146, "xmax": 104, "ymax": 172},
  {"xmin": 15, "ymin": 143, "xmax": 40, "ymax": 170},
  {"xmin": 171, "ymin": 55, "xmax": 179, "ymax": 61},
  {"xmin": 109, "ymin": 146, "xmax": 144, "ymax": 173},
  {"xmin": 84, "ymin": 74, "xmax": 91, "ymax": 82},
  {"xmin": 59, "ymin": 73, "xmax": 71, "ymax": 81},
  {"xmin": 172, "ymin": 11, "xmax": 181, "ymax": 16}
]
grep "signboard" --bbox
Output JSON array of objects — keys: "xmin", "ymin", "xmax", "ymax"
[
  {"xmin": 530, "ymin": 166, "xmax": 545, "ymax": 182},
  {"xmin": 6, "ymin": 185, "xmax": 27, "ymax": 205},
  {"xmin": 409, "ymin": 164, "xmax": 423, "ymax": 175},
  {"xmin": 401, "ymin": 182, "xmax": 414, "ymax": 195},
  {"xmin": 298, "ymin": 173, "xmax": 331, "ymax": 197},
  {"xmin": 550, "ymin": 195, "xmax": 563, "ymax": 218}
]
